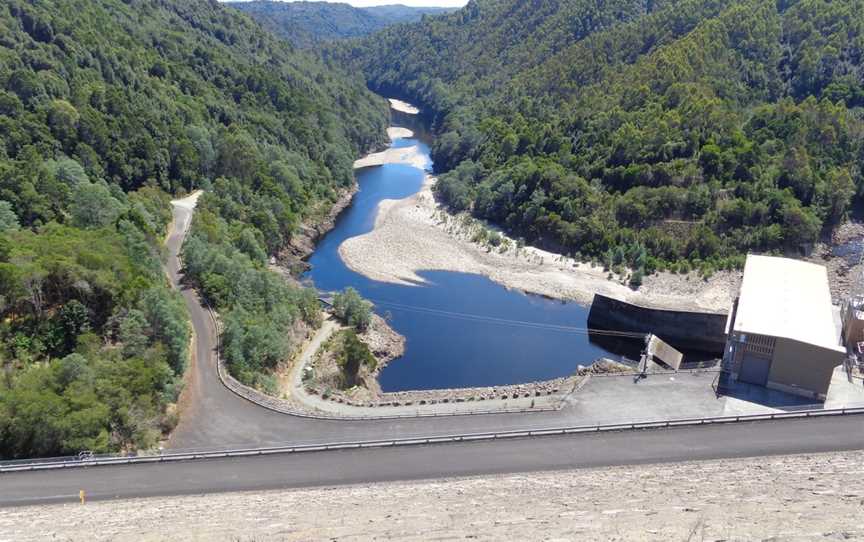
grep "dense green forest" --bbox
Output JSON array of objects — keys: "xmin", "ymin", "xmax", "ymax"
[
  {"xmin": 228, "ymin": 1, "xmax": 456, "ymax": 48},
  {"xmin": 342, "ymin": 0, "xmax": 864, "ymax": 276},
  {"xmin": 0, "ymin": 0, "xmax": 387, "ymax": 458}
]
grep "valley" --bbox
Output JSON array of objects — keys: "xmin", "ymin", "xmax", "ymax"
[{"xmin": 2, "ymin": 2, "xmax": 864, "ymax": 538}]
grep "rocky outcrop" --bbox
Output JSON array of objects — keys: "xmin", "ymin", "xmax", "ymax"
[{"xmin": 276, "ymin": 186, "xmax": 358, "ymax": 274}]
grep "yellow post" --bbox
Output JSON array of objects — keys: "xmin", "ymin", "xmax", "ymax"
[{"xmin": 79, "ymin": 490, "xmax": 85, "ymax": 504}]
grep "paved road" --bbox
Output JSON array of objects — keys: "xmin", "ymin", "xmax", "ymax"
[
  {"xmin": 3, "ymin": 194, "xmax": 864, "ymax": 508},
  {"xmin": 4, "ymin": 416, "xmax": 864, "ymax": 506},
  {"xmin": 6, "ymin": 194, "xmax": 832, "ymax": 508},
  {"xmin": 163, "ymin": 195, "xmax": 620, "ymax": 451},
  {"xmin": 164, "ymin": 195, "xmax": 864, "ymax": 445}
]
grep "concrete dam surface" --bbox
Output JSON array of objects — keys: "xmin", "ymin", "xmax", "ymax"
[{"xmin": 587, "ymin": 293, "xmax": 728, "ymax": 357}]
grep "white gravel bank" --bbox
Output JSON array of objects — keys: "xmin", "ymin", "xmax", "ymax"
[
  {"xmin": 339, "ymin": 175, "xmax": 739, "ymax": 312},
  {"xmin": 352, "ymin": 127, "xmax": 430, "ymax": 170},
  {"xmin": 389, "ymin": 98, "xmax": 420, "ymax": 114}
]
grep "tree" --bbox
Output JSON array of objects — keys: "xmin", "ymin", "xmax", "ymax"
[
  {"xmin": 337, "ymin": 330, "xmax": 375, "ymax": 389},
  {"xmin": 119, "ymin": 309, "xmax": 149, "ymax": 358},
  {"xmin": 0, "ymin": 201, "xmax": 20, "ymax": 232},
  {"xmin": 818, "ymin": 167, "xmax": 855, "ymax": 224},
  {"xmin": 46, "ymin": 100, "xmax": 80, "ymax": 146},
  {"xmin": 332, "ymin": 287, "xmax": 372, "ymax": 330},
  {"xmin": 47, "ymin": 158, "xmax": 89, "ymax": 187},
  {"xmin": 69, "ymin": 182, "xmax": 124, "ymax": 229},
  {"xmin": 235, "ymin": 228, "xmax": 267, "ymax": 265}
]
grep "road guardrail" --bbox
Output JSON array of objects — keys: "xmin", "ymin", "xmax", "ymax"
[{"xmin": 4, "ymin": 404, "xmax": 864, "ymax": 473}]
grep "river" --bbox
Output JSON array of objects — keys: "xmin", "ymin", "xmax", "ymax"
[{"xmin": 306, "ymin": 105, "xmax": 640, "ymax": 392}]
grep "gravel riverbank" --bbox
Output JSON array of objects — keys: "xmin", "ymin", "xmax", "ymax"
[
  {"xmin": 388, "ymin": 98, "xmax": 420, "ymax": 114},
  {"xmin": 340, "ymin": 175, "xmax": 742, "ymax": 313}
]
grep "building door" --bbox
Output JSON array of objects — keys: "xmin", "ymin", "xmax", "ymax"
[{"xmin": 739, "ymin": 353, "xmax": 771, "ymax": 386}]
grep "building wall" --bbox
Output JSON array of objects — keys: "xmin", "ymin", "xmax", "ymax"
[
  {"xmin": 842, "ymin": 314, "xmax": 864, "ymax": 346},
  {"xmin": 767, "ymin": 338, "xmax": 843, "ymax": 399}
]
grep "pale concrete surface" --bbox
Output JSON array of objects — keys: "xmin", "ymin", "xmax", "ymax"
[
  {"xmin": 564, "ymin": 372, "xmax": 803, "ymax": 425},
  {"xmin": 825, "ymin": 365, "xmax": 864, "ymax": 408},
  {"xmin": 564, "ymin": 368, "xmax": 864, "ymax": 426},
  {"xmin": 4, "ymin": 450, "xmax": 863, "ymax": 541},
  {"xmin": 566, "ymin": 372, "xmax": 728, "ymax": 424}
]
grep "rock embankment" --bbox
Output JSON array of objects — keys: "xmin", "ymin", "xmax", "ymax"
[
  {"xmin": 359, "ymin": 314, "xmax": 405, "ymax": 370},
  {"xmin": 304, "ymin": 358, "xmax": 635, "ymax": 411},
  {"xmin": 807, "ymin": 221, "xmax": 864, "ymax": 303},
  {"xmin": 276, "ymin": 187, "xmax": 358, "ymax": 275},
  {"xmin": 302, "ymin": 313, "xmax": 405, "ymax": 405}
]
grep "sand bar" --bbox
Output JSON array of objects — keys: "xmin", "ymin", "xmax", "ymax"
[
  {"xmin": 389, "ymin": 98, "xmax": 420, "ymax": 114},
  {"xmin": 353, "ymin": 126, "xmax": 427, "ymax": 169},
  {"xmin": 352, "ymin": 144, "xmax": 430, "ymax": 169},
  {"xmin": 387, "ymin": 126, "xmax": 413, "ymax": 139}
]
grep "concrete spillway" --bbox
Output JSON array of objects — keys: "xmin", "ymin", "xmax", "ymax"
[{"xmin": 587, "ymin": 293, "xmax": 728, "ymax": 355}]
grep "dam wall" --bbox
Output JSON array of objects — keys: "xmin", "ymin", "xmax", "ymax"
[{"xmin": 587, "ymin": 294, "xmax": 729, "ymax": 354}]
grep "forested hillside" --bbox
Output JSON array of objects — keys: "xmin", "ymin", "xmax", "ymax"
[
  {"xmin": 0, "ymin": 0, "xmax": 387, "ymax": 458},
  {"xmin": 229, "ymin": 1, "xmax": 455, "ymax": 48},
  {"xmin": 344, "ymin": 0, "xmax": 864, "ymax": 277}
]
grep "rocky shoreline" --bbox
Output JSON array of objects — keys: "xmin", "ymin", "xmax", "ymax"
[
  {"xmin": 275, "ymin": 185, "xmax": 358, "ymax": 275},
  {"xmin": 269, "ymin": 124, "xmax": 411, "ymax": 389},
  {"xmin": 806, "ymin": 221, "xmax": 864, "ymax": 303},
  {"xmin": 274, "ymin": 125, "xmax": 397, "ymax": 275},
  {"xmin": 303, "ymin": 358, "xmax": 635, "ymax": 411},
  {"xmin": 301, "ymin": 313, "xmax": 407, "ymax": 405}
]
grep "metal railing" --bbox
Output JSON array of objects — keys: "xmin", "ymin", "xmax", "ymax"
[{"xmin": 4, "ymin": 404, "xmax": 864, "ymax": 473}]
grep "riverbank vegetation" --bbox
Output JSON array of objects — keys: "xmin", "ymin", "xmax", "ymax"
[
  {"xmin": 342, "ymin": 0, "xmax": 864, "ymax": 277},
  {"xmin": 332, "ymin": 287, "xmax": 373, "ymax": 331},
  {"xmin": 306, "ymin": 328, "xmax": 378, "ymax": 394},
  {"xmin": 0, "ymin": 0, "xmax": 388, "ymax": 458}
]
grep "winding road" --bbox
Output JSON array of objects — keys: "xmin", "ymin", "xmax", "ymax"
[
  {"xmin": 2, "ymin": 192, "xmax": 862, "ymax": 507},
  {"xmin": 164, "ymin": 193, "xmax": 615, "ymax": 450}
]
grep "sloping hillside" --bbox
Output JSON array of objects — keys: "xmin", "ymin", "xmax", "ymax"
[
  {"xmin": 0, "ymin": 0, "xmax": 388, "ymax": 458},
  {"xmin": 229, "ymin": 1, "xmax": 456, "ymax": 48},
  {"xmin": 346, "ymin": 0, "xmax": 864, "ymax": 278}
]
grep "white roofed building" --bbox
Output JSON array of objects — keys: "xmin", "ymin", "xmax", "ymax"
[{"xmin": 723, "ymin": 255, "xmax": 845, "ymax": 400}]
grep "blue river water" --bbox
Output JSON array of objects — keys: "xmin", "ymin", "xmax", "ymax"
[{"xmin": 306, "ymin": 117, "xmax": 636, "ymax": 391}]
